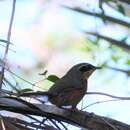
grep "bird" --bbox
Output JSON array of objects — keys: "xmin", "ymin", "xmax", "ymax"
[{"xmin": 19, "ymin": 63, "xmax": 101, "ymax": 109}]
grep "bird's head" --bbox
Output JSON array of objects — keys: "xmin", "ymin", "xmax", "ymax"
[{"xmin": 67, "ymin": 63, "xmax": 101, "ymax": 80}]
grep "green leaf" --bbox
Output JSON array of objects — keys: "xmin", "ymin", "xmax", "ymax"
[
  {"xmin": 20, "ymin": 88, "xmax": 33, "ymax": 93},
  {"xmin": 117, "ymin": 4, "xmax": 125, "ymax": 15},
  {"xmin": 47, "ymin": 75, "xmax": 60, "ymax": 83},
  {"xmin": 112, "ymin": 55, "xmax": 120, "ymax": 62},
  {"xmin": 126, "ymin": 60, "xmax": 130, "ymax": 65}
]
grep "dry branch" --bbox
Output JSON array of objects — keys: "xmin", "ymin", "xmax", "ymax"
[{"xmin": 0, "ymin": 97, "xmax": 129, "ymax": 130}]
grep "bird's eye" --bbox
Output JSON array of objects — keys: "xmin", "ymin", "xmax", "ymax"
[{"xmin": 79, "ymin": 64, "xmax": 93, "ymax": 72}]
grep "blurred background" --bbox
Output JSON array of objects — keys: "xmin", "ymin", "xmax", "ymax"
[{"xmin": 0, "ymin": 0, "xmax": 130, "ymax": 125}]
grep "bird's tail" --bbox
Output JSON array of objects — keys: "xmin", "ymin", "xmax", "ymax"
[
  {"xmin": 18, "ymin": 91, "xmax": 52, "ymax": 103},
  {"xmin": 19, "ymin": 91, "xmax": 51, "ymax": 97}
]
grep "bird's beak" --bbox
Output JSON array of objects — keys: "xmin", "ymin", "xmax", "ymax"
[
  {"xmin": 90, "ymin": 66, "xmax": 101, "ymax": 71},
  {"xmin": 89, "ymin": 66, "xmax": 100, "ymax": 73}
]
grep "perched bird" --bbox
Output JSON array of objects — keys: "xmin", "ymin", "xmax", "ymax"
[{"xmin": 20, "ymin": 63, "xmax": 100, "ymax": 109}]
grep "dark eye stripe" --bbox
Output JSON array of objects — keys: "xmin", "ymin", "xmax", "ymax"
[{"xmin": 79, "ymin": 65, "xmax": 94, "ymax": 72}]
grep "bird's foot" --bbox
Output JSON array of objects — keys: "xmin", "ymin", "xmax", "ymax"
[{"xmin": 88, "ymin": 112, "xmax": 94, "ymax": 118}]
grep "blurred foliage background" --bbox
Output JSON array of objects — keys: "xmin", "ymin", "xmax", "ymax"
[{"xmin": 0, "ymin": 0, "xmax": 130, "ymax": 127}]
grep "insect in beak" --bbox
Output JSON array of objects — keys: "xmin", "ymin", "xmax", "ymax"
[{"xmin": 95, "ymin": 66, "xmax": 102, "ymax": 69}]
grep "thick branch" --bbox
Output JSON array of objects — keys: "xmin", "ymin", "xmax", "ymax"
[
  {"xmin": 0, "ymin": 101, "xmax": 130, "ymax": 130},
  {"xmin": 64, "ymin": 7, "xmax": 130, "ymax": 28}
]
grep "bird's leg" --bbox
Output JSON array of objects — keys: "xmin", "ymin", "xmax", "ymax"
[
  {"xmin": 72, "ymin": 105, "xmax": 77, "ymax": 110},
  {"xmin": 69, "ymin": 105, "xmax": 79, "ymax": 112}
]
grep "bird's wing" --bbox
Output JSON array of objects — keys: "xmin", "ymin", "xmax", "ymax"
[
  {"xmin": 48, "ymin": 76, "xmax": 87, "ymax": 95},
  {"xmin": 48, "ymin": 77, "xmax": 74, "ymax": 94},
  {"xmin": 48, "ymin": 85, "xmax": 86, "ymax": 107},
  {"xmin": 49, "ymin": 82, "xmax": 85, "ymax": 95}
]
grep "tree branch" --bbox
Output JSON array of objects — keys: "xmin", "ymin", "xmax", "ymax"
[
  {"xmin": 106, "ymin": 66, "xmax": 130, "ymax": 76},
  {"xmin": 0, "ymin": 39, "xmax": 13, "ymax": 45},
  {"xmin": 86, "ymin": 32, "xmax": 130, "ymax": 52},
  {"xmin": 0, "ymin": 98, "xmax": 130, "ymax": 130},
  {"xmin": 3, "ymin": 116, "xmax": 57, "ymax": 130},
  {"xmin": 64, "ymin": 6, "xmax": 130, "ymax": 28},
  {"xmin": 0, "ymin": 0, "xmax": 16, "ymax": 90},
  {"xmin": 117, "ymin": 0, "xmax": 130, "ymax": 4}
]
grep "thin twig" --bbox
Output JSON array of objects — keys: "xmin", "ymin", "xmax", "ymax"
[
  {"xmin": 0, "ymin": 64, "xmax": 45, "ymax": 91},
  {"xmin": 0, "ymin": 43, "xmax": 16, "ymax": 53},
  {"xmin": 87, "ymin": 92, "xmax": 130, "ymax": 100},
  {"xmin": 24, "ymin": 114, "xmax": 42, "ymax": 123},
  {"xmin": 58, "ymin": 121, "xmax": 68, "ymax": 130},
  {"xmin": 0, "ymin": 39, "xmax": 13, "ymax": 45},
  {"xmin": 36, "ymin": 117, "xmax": 48, "ymax": 130},
  {"xmin": 107, "ymin": 66, "xmax": 130, "ymax": 76},
  {"xmin": 100, "ymin": 117, "xmax": 119, "ymax": 130},
  {"xmin": 7, "ymin": 69, "xmax": 36, "ymax": 87},
  {"xmin": 4, "ymin": 116, "xmax": 45, "ymax": 130},
  {"xmin": 4, "ymin": 78, "xmax": 19, "ymax": 92},
  {"xmin": 48, "ymin": 119, "xmax": 61, "ymax": 130},
  {"xmin": 0, "ymin": 117, "xmax": 6, "ymax": 130},
  {"xmin": 82, "ymin": 99, "xmax": 120, "ymax": 110},
  {"xmin": 0, "ymin": 0, "xmax": 16, "ymax": 90}
]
